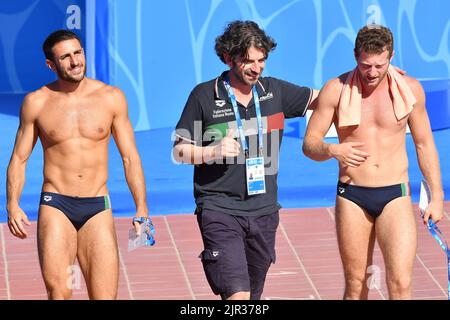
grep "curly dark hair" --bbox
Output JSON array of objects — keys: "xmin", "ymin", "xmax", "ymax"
[
  {"xmin": 215, "ymin": 20, "xmax": 277, "ymax": 64},
  {"xmin": 43, "ymin": 29, "xmax": 82, "ymax": 62},
  {"xmin": 354, "ymin": 24, "xmax": 394, "ymax": 58}
]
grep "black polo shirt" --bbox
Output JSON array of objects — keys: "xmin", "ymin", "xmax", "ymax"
[{"xmin": 175, "ymin": 71, "xmax": 312, "ymax": 216}]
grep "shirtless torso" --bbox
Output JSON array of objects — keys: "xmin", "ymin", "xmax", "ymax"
[
  {"xmin": 35, "ymin": 80, "xmax": 114, "ymax": 196},
  {"xmin": 336, "ymin": 73, "xmax": 410, "ymax": 186}
]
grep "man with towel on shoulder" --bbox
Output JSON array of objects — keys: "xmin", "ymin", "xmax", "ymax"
[{"xmin": 302, "ymin": 24, "xmax": 444, "ymax": 299}]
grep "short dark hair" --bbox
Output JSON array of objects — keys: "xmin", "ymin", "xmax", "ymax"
[
  {"xmin": 43, "ymin": 29, "xmax": 82, "ymax": 61},
  {"xmin": 215, "ymin": 20, "xmax": 277, "ymax": 64},
  {"xmin": 354, "ymin": 24, "xmax": 394, "ymax": 58}
]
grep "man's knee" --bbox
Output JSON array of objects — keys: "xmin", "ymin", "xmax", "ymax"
[
  {"xmin": 42, "ymin": 265, "xmax": 79, "ymax": 300},
  {"xmin": 45, "ymin": 281, "xmax": 72, "ymax": 300},
  {"xmin": 387, "ymin": 275, "xmax": 412, "ymax": 297},
  {"xmin": 346, "ymin": 273, "xmax": 366, "ymax": 285},
  {"xmin": 344, "ymin": 274, "xmax": 367, "ymax": 295}
]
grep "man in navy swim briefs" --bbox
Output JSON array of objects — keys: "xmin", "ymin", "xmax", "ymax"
[
  {"xmin": 6, "ymin": 30, "xmax": 149, "ymax": 299},
  {"xmin": 303, "ymin": 25, "xmax": 444, "ymax": 299}
]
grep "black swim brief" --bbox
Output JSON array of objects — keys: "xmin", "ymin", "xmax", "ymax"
[
  {"xmin": 337, "ymin": 181, "xmax": 410, "ymax": 218},
  {"xmin": 39, "ymin": 192, "xmax": 112, "ymax": 230}
]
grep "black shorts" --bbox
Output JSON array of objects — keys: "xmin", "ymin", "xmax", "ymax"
[{"xmin": 196, "ymin": 209, "xmax": 279, "ymax": 300}]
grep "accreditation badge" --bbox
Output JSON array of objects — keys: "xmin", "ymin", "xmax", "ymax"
[{"xmin": 246, "ymin": 157, "xmax": 266, "ymax": 195}]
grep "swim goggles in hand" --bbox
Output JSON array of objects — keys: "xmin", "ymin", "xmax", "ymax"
[{"xmin": 132, "ymin": 217, "xmax": 156, "ymax": 246}]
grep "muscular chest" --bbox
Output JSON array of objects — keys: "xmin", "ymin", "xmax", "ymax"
[
  {"xmin": 337, "ymin": 90, "xmax": 409, "ymax": 144},
  {"xmin": 359, "ymin": 91, "xmax": 408, "ymax": 131},
  {"xmin": 37, "ymin": 101, "xmax": 112, "ymax": 143}
]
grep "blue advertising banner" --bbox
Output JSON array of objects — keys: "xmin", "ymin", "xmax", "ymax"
[{"xmin": 0, "ymin": 0, "xmax": 86, "ymax": 93}]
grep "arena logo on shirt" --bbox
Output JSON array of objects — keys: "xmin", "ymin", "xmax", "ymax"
[
  {"xmin": 258, "ymin": 92, "xmax": 273, "ymax": 102},
  {"xmin": 215, "ymin": 100, "xmax": 226, "ymax": 107}
]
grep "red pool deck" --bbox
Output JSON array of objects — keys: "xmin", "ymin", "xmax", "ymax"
[{"xmin": 1, "ymin": 203, "xmax": 449, "ymax": 300}]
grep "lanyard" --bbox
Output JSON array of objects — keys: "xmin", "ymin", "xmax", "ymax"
[
  {"xmin": 223, "ymin": 75, "xmax": 264, "ymax": 157},
  {"xmin": 424, "ymin": 218, "xmax": 450, "ymax": 299}
]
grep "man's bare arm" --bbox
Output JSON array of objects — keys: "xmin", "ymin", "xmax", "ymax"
[
  {"xmin": 7, "ymin": 93, "xmax": 39, "ymax": 238},
  {"xmin": 302, "ymin": 81, "xmax": 338, "ymax": 161},
  {"xmin": 172, "ymin": 129, "xmax": 240, "ymax": 165},
  {"xmin": 407, "ymin": 78, "xmax": 444, "ymax": 224},
  {"xmin": 303, "ymin": 79, "xmax": 370, "ymax": 167},
  {"xmin": 110, "ymin": 88, "xmax": 149, "ymax": 226},
  {"xmin": 172, "ymin": 141, "xmax": 214, "ymax": 164}
]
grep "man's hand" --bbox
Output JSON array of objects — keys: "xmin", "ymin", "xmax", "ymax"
[
  {"xmin": 329, "ymin": 142, "xmax": 370, "ymax": 168},
  {"xmin": 392, "ymin": 65, "xmax": 406, "ymax": 75},
  {"xmin": 7, "ymin": 208, "xmax": 31, "ymax": 239},
  {"xmin": 423, "ymin": 199, "xmax": 444, "ymax": 225},
  {"xmin": 133, "ymin": 213, "xmax": 149, "ymax": 236},
  {"xmin": 210, "ymin": 129, "xmax": 241, "ymax": 160}
]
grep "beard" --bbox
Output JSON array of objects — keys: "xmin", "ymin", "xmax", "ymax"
[
  {"xmin": 242, "ymin": 70, "xmax": 259, "ymax": 86},
  {"xmin": 231, "ymin": 67, "xmax": 259, "ymax": 87},
  {"xmin": 56, "ymin": 64, "xmax": 86, "ymax": 83},
  {"xmin": 230, "ymin": 59, "xmax": 262, "ymax": 86}
]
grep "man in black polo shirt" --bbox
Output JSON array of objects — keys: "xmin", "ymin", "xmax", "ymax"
[{"xmin": 172, "ymin": 20, "xmax": 318, "ymax": 300}]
